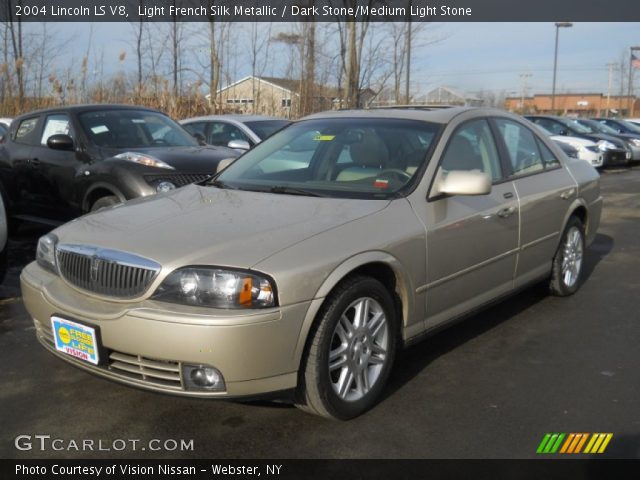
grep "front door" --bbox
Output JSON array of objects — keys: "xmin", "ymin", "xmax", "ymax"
[{"xmin": 423, "ymin": 118, "xmax": 519, "ymax": 327}]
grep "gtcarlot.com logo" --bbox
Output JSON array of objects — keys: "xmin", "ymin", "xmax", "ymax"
[{"xmin": 536, "ymin": 433, "xmax": 613, "ymax": 454}]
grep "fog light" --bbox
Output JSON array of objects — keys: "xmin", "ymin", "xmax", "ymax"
[
  {"xmin": 182, "ymin": 365, "xmax": 225, "ymax": 391},
  {"xmin": 156, "ymin": 181, "xmax": 176, "ymax": 193}
]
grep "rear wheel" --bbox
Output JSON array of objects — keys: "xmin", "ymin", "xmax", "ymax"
[
  {"xmin": 90, "ymin": 195, "xmax": 120, "ymax": 212},
  {"xmin": 549, "ymin": 216, "xmax": 585, "ymax": 296},
  {"xmin": 297, "ymin": 276, "xmax": 397, "ymax": 420}
]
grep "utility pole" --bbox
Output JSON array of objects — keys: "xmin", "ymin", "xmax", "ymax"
[
  {"xmin": 519, "ymin": 73, "xmax": 532, "ymax": 113},
  {"xmin": 606, "ymin": 63, "xmax": 615, "ymax": 117},
  {"xmin": 628, "ymin": 46, "xmax": 640, "ymax": 117}
]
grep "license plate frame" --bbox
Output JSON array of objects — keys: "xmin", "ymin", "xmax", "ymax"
[{"xmin": 51, "ymin": 316, "xmax": 101, "ymax": 365}]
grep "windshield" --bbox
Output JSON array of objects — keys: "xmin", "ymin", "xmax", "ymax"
[
  {"xmin": 563, "ymin": 119, "xmax": 595, "ymax": 134},
  {"xmin": 216, "ymin": 118, "xmax": 440, "ymax": 199},
  {"xmin": 576, "ymin": 119, "xmax": 618, "ymax": 135},
  {"xmin": 79, "ymin": 110, "xmax": 198, "ymax": 148},
  {"xmin": 617, "ymin": 119, "xmax": 640, "ymax": 133},
  {"xmin": 244, "ymin": 120, "xmax": 290, "ymax": 140}
]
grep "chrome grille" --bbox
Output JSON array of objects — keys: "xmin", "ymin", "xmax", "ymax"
[
  {"xmin": 56, "ymin": 244, "xmax": 161, "ymax": 298},
  {"xmin": 144, "ymin": 173, "xmax": 212, "ymax": 187},
  {"xmin": 108, "ymin": 352, "xmax": 182, "ymax": 388}
]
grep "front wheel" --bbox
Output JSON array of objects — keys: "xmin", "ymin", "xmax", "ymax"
[
  {"xmin": 90, "ymin": 195, "xmax": 120, "ymax": 212},
  {"xmin": 297, "ymin": 276, "xmax": 398, "ymax": 420},
  {"xmin": 549, "ymin": 216, "xmax": 585, "ymax": 296}
]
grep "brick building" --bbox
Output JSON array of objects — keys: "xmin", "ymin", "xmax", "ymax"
[{"xmin": 505, "ymin": 93, "xmax": 640, "ymax": 117}]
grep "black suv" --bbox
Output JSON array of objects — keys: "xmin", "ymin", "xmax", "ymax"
[{"xmin": 0, "ymin": 105, "xmax": 238, "ymax": 229}]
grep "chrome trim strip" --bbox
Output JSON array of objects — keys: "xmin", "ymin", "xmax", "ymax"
[
  {"xmin": 520, "ymin": 232, "xmax": 559, "ymax": 251},
  {"xmin": 424, "ymin": 248, "xmax": 520, "ymax": 291}
]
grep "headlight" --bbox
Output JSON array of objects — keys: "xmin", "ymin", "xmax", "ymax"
[
  {"xmin": 629, "ymin": 138, "xmax": 640, "ymax": 147},
  {"xmin": 156, "ymin": 181, "xmax": 176, "ymax": 193},
  {"xmin": 114, "ymin": 152, "xmax": 174, "ymax": 170},
  {"xmin": 36, "ymin": 234, "xmax": 58, "ymax": 274},
  {"xmin": 597, "ymin": 140, "xmax": 616, "ymax": 151},
  {"xmin": 152, "ymin": 267, "xmax": 276, "ymax": 309}
]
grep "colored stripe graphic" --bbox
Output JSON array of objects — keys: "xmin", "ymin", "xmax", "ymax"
[{"xmin": 538, "ymin": 433, "xmax": 613, "ymax": 454}]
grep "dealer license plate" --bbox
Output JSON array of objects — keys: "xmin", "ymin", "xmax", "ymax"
[{"xmin": 51, "ymin": 316, "xmax": 99, "ymax": 365}]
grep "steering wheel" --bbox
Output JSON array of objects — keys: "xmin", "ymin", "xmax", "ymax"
[{"xmin": 377, "ymin": 168, "xmax": 412, "ymax": 182}]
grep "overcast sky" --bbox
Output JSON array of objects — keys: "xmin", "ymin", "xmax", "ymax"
[{"xmin": 53, "ymin": 22, "xmax": 639, "ymax": 97}]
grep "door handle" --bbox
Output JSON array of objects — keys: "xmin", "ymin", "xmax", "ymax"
[
  {"xmin": 496, "ymin": 206, "xmax": 516, "ymax": 218},
  {"xmin": 30, "ymin": 158, "xmax": 41, "ymax": 166},
  {"xmin": 560, "ymin": 188, "xmax": 575, "ymax": 200}
]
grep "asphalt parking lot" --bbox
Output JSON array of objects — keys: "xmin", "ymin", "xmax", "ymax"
[{"xmin": 1, "ymin": 167, "xmax": 639, "ymax": 459}]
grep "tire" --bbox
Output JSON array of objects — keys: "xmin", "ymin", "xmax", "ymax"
[
  {"xmin": 90, "ymin": 195, "xmax": 120, "ymax": 212},
  {"xmin": 549, "ymin": 216, "xmax": 585, "ymax": 296},
  {"xmin": 296, "ymin": 275, "xmax": 398, "ymax": 420}
]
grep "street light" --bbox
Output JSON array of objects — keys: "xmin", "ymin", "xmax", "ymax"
[{"xmin": 551, "ymin": 22, "xmax": 573, "ymax": 112}]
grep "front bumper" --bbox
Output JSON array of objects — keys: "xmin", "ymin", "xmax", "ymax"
[
  {"xmin": 21, "ymin": 262, "xmax": 309, "ymax": 398},
  {"xmin": 602, "ymin": 149, "xmax": 631, "ymax": 166}
]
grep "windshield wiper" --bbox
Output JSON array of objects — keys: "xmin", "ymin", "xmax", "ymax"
[
  {"xmin": 206, "ymin": 178, "xmax": 236, "ymax": 189},
  {"xmin": 267, "ymin": 185, "xmax": 326, "ymax": 197}
]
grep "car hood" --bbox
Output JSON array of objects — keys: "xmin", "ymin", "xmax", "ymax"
[
  {"xmin": 56, "ymin": 185, "xmax": 391, "ymax": 269},
  {"xmin": 102, "ymin": 146, "xmax": 239, "ymax": 170},
  {"xmin": 577, "ymin": 133, "xmax": 626, "ymax": 148},
  {"xmin": 551, "ymin": 135, "xmax": 596, "ymax": 147}
]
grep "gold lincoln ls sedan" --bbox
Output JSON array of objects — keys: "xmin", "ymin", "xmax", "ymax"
[{"xmin": 21, "ymin": 107, "xmax": 602, "ymax": 419}]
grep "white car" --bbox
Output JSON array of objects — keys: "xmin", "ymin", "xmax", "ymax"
[{"xmin": 535, "ymin": 124, "xmax": 603, "ymax": 168}]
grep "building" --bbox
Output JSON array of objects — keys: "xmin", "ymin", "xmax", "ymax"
[
  {"xmin": 213, "ymin": 76, "xmax": 376, "ymax": 117},
  {"xmin": 418, "ymin": 86, "xmax": 483, "ymax": 107},
  {"xmin": 504, "ymin": 93, "xmax": 640, "ymax": 117}
]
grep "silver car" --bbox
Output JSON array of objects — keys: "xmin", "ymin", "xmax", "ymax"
[
  {"xmin": 180, "ymin": 115, "xmax": 290, "ymax": 152},
  {"xmin": 21, "ymin": 108, "xmax": 602, "ymax": 419}
]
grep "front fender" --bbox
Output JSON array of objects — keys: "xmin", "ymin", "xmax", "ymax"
[{"xmin": 292, "ymin": 250, "xmax": 415, "ymax": 370}]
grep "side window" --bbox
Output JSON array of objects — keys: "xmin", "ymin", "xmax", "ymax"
[
  {"xmin": 14, "ymin": 117, "xmax": 40, "ymax": 145},
  {"xmin": 41, "ymin": 114, "xmax": 73, "ymax": 145},
  {"xmin": 536, "ymin": 138, "xmax": 561, "ymax": 168},
  {"xmin": 182, "ymin": 121, "xmax": 206, "ymax": 137},
  {"xmin": 441, "ymin": 119, "xmax": 502, "ymax": 181},
  {"xmin": 207, "ymin": 122, "xmax": 249, "ymax": 146},
  {"xmin": 538, "ymin": 119, "xmax": 565, "ymax": 135},
  {"xmin": 495, "ymin": 119, "xmax": 544, "ymax": 176}
]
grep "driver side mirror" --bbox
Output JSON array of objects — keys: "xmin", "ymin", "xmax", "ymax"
[
  {"xmin": 437, "ymin": 170, "xmax": 492, "ymax": 197},
  {"xmin": 228, "ymin": 139, "xmax": 250, "ymax": 151},
  {"xmin": 47, "ymin": 134, "xmax": 74, "ymax": 151}
]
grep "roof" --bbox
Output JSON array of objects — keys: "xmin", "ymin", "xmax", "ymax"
[
  {"xmin": 181, "ymin": 115, "xmax": 286, "ymax": 123},
  {"xmin": 217, "ymin": 76, "xmax": 300, "ymax": 95},
  {"xmin": 302, "ymin": 106, "xmax": 489, "ymax": 124},
  {"xmin": 13, "ymin": 104, "xmax": 161, "ymax": 119}
]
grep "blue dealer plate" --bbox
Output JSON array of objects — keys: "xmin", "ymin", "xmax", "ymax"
[{"xmin": 51, "ymin": 316, "xmax": 99, "ymax": 365}]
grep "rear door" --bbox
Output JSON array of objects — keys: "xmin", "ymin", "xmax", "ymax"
[{"xmin": 492, "ymin": 118, "xmax": 577, "ymax": 288}]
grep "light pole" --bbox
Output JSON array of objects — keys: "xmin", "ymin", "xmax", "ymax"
[{"xmin": 551, "ymin": 22, "xmax": 573, "ymax": 112}]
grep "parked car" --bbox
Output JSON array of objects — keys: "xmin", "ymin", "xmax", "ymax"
[
  {"xmin": 0, "ymin": 105, "xmax": 239, "ymax": 228},
  {"xmin": 0, "ymin": 117, "xmax": 11, "ymax": 128},
  {"xmin": 573, "ymin": 118, "xmax": 640, "ymax": 161},
  {"xmin": 22, "ymin": 107, "xmax": 602, "ymax": 419},
  {"xmin": 0, "ymin": 194, "xmax": 7, "ymax": 283},
  {"xmin": 526, "ymin": 115, "xmax": 631, "ymax": 166},
  {"xmin": 591, "ymin": 118, "xmax": 640, "ymax": 161},
  {"xmin": 626, "ymin": 118, "xmax": 640, "ymax": 128},
  {"xmin": 181, "ymin": 115, "xmax": 290, "ymax": 152},
  {"xmin": 533, "ymin": 123, "xmax": 603, "ymax": 167}
]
